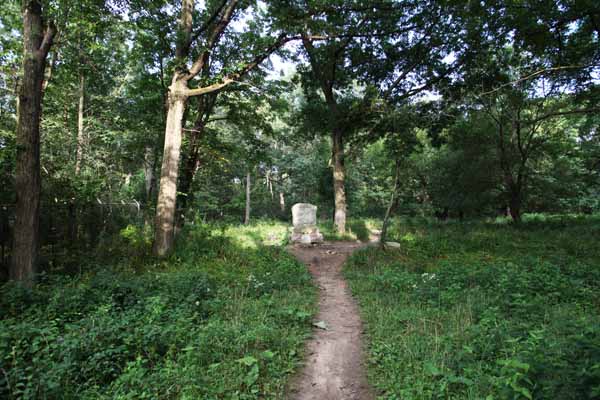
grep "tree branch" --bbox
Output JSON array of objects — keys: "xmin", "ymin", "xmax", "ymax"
[
  {"xmin": 185, "ymin": 0, "xmax": 238, "ymax": 80},
  {"xmin": 185, "ymin": 78, "xmax": 234, "ymax": 97},
  {"xmin": 189, "ymin": 0, "xmax": 228, "ymax": 47},
  {"xmin": 38, "ymin": 21, "xmax": 57, "ymax": 59},
  {"xmin": 479, "ymin": 65, "xmax": 592, "ymax": 96},
  {"xmin": 185, "ymin": 33, "xmax": 293, "ymax": 97},
  {"xmin": 529, "ymin": 107, "xmax": 600, "ymax": 124}
]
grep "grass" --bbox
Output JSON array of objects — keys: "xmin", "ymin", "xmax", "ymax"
[
  {"xmin": 318, "ymin": 218, "xmax": 379, "ymax": 242},
  {"xmin": 221, "ymin": 220, "xmax": 290, "ymax": 248},
  {"xmin": 0, "ymin": 221, "xmax": 316, "ymax": 399},
  {"xmin": 6, "ymin": 215, "xmax": 598, "ymax": 399},
  {"xmin": 344, "ymin": 214, "xmax": 600, "ymax": 400}
]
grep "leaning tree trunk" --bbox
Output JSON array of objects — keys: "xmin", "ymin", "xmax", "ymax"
[
  {"xmin": 332, "ymin": 129, "xmax": 347, "ymax": 234},
  {"xmin": 11, "ymin": 1, "xmax": 55, "ymax": 283},
  {"xmin": 244, "ymin": 170, "xmax": 251, "ymax": 225},
  {"xmin": 153, "ymin": 80, "xmax": 187, "ymax": 256}
]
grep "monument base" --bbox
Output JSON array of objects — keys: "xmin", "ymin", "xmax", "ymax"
[
  {"xmin": 291, "ymin": 226, "xmax": 324, "ymax": 244},
  {"xmin": 291, "ymin": 203, "xmax": 324, "ymax": 244}
]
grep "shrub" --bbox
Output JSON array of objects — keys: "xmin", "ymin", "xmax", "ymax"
[{"xmin": 0, "ymin": 222, "xmax": 316, "ymax": 399}]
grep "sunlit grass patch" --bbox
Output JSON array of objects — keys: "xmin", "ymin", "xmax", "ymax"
[
  {"xmin": 317, "ymin": 218, "xmax": 381, "ymax": 242},
  {"xmin": 221, "ymin": 220, "xmax": 290, "ymax": 248},
  {"xmin": 345, "ymin": 215, "xmax": 600, "ymax": 399}
]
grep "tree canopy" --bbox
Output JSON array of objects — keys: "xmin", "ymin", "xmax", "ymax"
[{"xmin": 0, "ymin": 0, "xmax": 598, "ymax": 275}]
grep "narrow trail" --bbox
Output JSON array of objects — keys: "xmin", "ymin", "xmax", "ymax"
[{"xmin": 287, "ymin": 241, "xmax": 375, "ymax": 400}]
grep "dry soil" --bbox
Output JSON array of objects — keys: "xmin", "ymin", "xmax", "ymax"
[{"xmin": 287, "ymin": 241, "xmax": 375, "ymax": 400}]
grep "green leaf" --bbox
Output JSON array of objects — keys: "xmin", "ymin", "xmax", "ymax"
[
  {"xmin": 424, "ymin": 362, "xmax": 443, "ymax": 377},
  {"xmin": 243, "ymin": 364, "xmax": 260, "ymax": 386},
  {"xmin": 261, "ymin": 350, "xmax": 276, "ymax": 360},
  {"xmin": 237, "ymin": 355, "xmax": 258, "ymax": 366}
]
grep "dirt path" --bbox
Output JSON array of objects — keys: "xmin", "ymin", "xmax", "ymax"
[{"xmin": 287, "ymin": 241, "xmax": 375, "ymax": 400}]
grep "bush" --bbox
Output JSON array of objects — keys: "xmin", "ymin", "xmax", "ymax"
[{"xmin": 0, "ymin": 222, "xmax": 316, "ymax": 399}]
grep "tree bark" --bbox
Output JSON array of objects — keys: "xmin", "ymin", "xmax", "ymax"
[
  {"xmin": 143, "ymin": 145, "xmax": 155, "ymax": 202},
  {"xmin": 508, "ymin": 187, "xmax": 522, "ymax": 223},
  {"xmin": 301, "ymin": 35, "xmax": 349, "ymax": 235},
  {"xmin": 75, "ymin": 72, "xmax": 85, "ymax": 174},
  {"xmin": 152, "ymin": 0, "xmax": 286, "ymax": 255},
  {"xmin": 332, "ymin": 129, "xmax": 347, "ymax": 233},
  {"xmin": 279, "ymin": 191, "xmax": 285, "ymax": 213},
  {"xmin": 153, "ymin": 80, "xmax": 187, "ymax": 256},
  {"xmin": 178, "ymin": 94, "xmax": 216, "ymax": 215},
  {"xmin": 11, "ymin": 1, "xmax": 56, "ymax": 283},
  {"xmin": 244, "ymin": 170, "xmax": 251, "ymax": 225}
]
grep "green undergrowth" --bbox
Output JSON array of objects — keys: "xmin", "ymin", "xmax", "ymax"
[
  {"xmin": 319, "ymin": 218, "xmax": 379, "ymax": 242},
  {"xmin": 345, "ymin": 215, "xmax": 600, "ymax": 400},
  {"xmin": 1, "ymin": 222, "xmax": 316, "ymax": 399},
  {"xmin": 221, "ymin": 220, "xmax": 290, "ymax": 248}
]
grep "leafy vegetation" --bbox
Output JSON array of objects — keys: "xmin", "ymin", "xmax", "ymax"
[
  {"xmin": 345, "ymin": 215, "xmax": 600, "ymax": 399},
  {"xmin": 1, "ymin": 224, "xmax": 315, "ymax": 399},
  {"xmin": 1, "ymin": 0, "xmax": 599, "ymax": 398}
]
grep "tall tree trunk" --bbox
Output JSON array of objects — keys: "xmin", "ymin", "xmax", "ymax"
[
  {"xmin": 75, "ymin": 72, "xmax": 85, "ymax": 174},
  {"xmin": 143, "ymin": 145, "xmax": 155, "ymax": 202},
  {"xmin": 11, "ymin": 1, "xmax": 56, "ymax": 283},
  {"xmin": 332, "ymin": 129, "xmax": 347, "ymax": 234},
  {"xmin": 244, "ymin": 170, "xmax": 251, "ymax": 225},
  {"xmin": 178, "ymin": 93, "xmax": 216, "ymax": 218},
  {"xmin": 70, "ymin": 71, "xmax": 85, "ymax": 243},
  {"xmin": 380, "ymin": 160, "xmax": 401, "ymax": 247},
  {"xmin": 508, "ymin": 187, "xmax": 522, "ymax": 223},
  {"xmin": 152, "ymin": 0, "xmax": 276, "ymax": 253},
  {"xmin": 153, "ymin": 80, "xmax": 187, "ymax": 256},
  {"xmin": 301, "ymin": 36, "xmax": 347, "ymax": 234},
  {"xmin": 152, "ymin": 0, "xmax": 194, "ymax": 256},
  {"xmin": 266, "ymin": 170, "xmax": 274, "ymax": 201},
  {"xmin": 279, "ymin": 191, "xmax": 285, "ymax": 213}
]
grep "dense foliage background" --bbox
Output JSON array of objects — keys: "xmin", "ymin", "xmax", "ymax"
[{"xmin": 1, "ymin": 0, "xmax": 599, "ymax": 398}]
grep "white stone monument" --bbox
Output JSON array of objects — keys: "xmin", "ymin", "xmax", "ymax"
[{"xmin": 291, "ymin": 203, "xmax": 323, "ymax": 244}]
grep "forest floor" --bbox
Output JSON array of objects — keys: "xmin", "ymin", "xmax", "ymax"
[
  {"xmin": 1, "ymin": 222, "xmax": 318, "ymax": 399},
  {"xmin": 344, "ymin": 215, "xmax": 600, "ymax": 399},
  {"xmin": 4, "ymin": 216, "xmax": 597, "ymax": 399},
  {"xmin": 287, "ymin": 238, "xmax": 378, "ymax": 400}
]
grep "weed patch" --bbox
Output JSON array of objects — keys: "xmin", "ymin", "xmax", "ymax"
[
  {"xmin": 0, "ymin": 222, "xmax": 315, "ymax": 399},
  {"xmin": 345, "ymin": 215, "xmax": 600, "ymax": 399}
]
